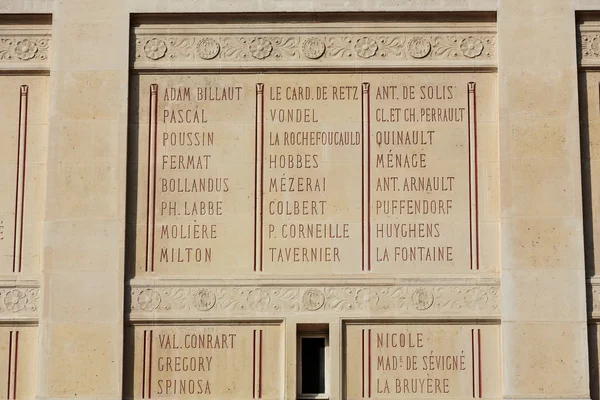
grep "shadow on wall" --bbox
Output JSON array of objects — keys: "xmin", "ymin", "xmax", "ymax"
[
  {"xmin": 589, "ymin": 325, "xmax": 599, "ymax": 400},
  {"xmin": 579, "ymin": 71, "xmax": 599, "ymax": 400}
]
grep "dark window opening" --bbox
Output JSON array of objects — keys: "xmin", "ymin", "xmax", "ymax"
[{"xmin": 301, "ymin": 337, "xmax": 326, "ymax": 394}]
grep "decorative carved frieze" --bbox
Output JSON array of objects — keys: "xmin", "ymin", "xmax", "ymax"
[
  {"xmin": 128, "ymin": 278, "xmax": 500, "ymax": 321},
  {"xmin": 0, "ymin": 29, "xmax": 51, "ymax": 70},
  {"xmin": 577, "ymin": 21, "xmax": 600, "ymax": 67},
  {"xmin": 132, "ymin": 23, "xmax": 496, "ymax": 70},
  {"xmin": 0, "ymin": 281, "xmax": 40, "ymax": 320}
]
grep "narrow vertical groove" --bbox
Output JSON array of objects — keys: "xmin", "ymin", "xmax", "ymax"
[
  {"xmin": 368, "ymin": 328, "xmax": 372, "ymax": 397},
  {"xmin": 18, "ymin": 88, "xmax": 28, "ymax": 273},
  {"xmin": 259, "ymin": 329, "xmax": 263, "ymax": 398},
  {"xmin": 361, "ymin": 329, "xmax": 365, "ymax": 398},
  {"xmin": 254, "ymin": 83, "xmax": 264, "ymax": 273},
  {"xmin": 6, "ymin": 331, "xmax": 12, "ymax": 400},
  {"xmin": 253, "ymin": 329, "xmax": 256, "ymax": 398},
  {"xmin": 148, "ymin": 330, "xmax": 153, "ymax": 398},
  {"xmin": 361, "ymin": 83, "xmax": 371, "ymax": 272},
  {"xmin": 478, "ymin": 329, "xmax": 482, "ymax": 398},
  {"xmin": 13, "ymin": 86, "xmax": 28, "ymax": 274},
  {"xmin": 260, "ymin": 86, "xmax": 265, "ymax": 272},
  {"xmin": 142, "ymin": 330, "xmax": 147, "ymax": 399},
  {"xmin": 144, "ymin": 86, "xmax": 153, "ymax": 273},
  {"xmin": 12, "ymin": 332, "xmax": 18, "ymax": 400},
  {"xmin": 467, "ymin": 83, "xmax": 474, "ymax": 270},
  {"xmin": 366, "ymin": 85, "xmax": 372, "ymax": 271},
  {"xmin": 254, "ymin": 86, "xmax": 259, "ymax": 272},
  {"xmin": 145, "ymin": 85, "xmax": 159, "ymax": 273},
  {"xmin": 12, "ymin": 90, "xmax": 23, "ymax": 273},
  {"xmin": 471, "ymin": 328, "xmax": 475, "ymax": 398},
  {"xmin": 151, "ymin": 85, "xmax": 159, "ymax": 272},
  {"xmin": 473, "ymin": 84, "xmax": 480, "ymax": 270}
]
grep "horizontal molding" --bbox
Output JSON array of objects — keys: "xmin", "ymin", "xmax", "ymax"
[
  {"xmin": 0, "ymin": 279, "xmax": 39, "ymax": 321},
  {"xmin": 127, "ymin": 277, "xmax": 500, "ymax": 321},
  {"xmin": 132, "ymin": 22, "xmax": 496, "ymax": 70},
  {"xmin": 0, "ymin": 28, "xmax": 50, "ymax": 71}
]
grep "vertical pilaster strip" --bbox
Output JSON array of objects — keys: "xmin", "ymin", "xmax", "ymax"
[
  {"xmin": 145, "ymin": 84, "xmax": 158, "ymax": 273},
  {"xmin": 477, "ymin": 329, "xmax": 482, "ymax": 398},
  {"xmin": 13, "ymin": 86, "xmax": 29, "ymax": 273},
  {"xmin": 252, "ymin": 328, "xmax": 263, "ymax": 398},
  {"xmin": 148, "ymin": 330, "xmax": 153, "ymax": 398},
  {"xmin": 259, "ymin": 329, "xmax": 263, "ymax": 398},
  {"xmin": 38, "ymin": 1, "xmax": 128, "ymax": 396},
  {"xmin": 368, "ymin": 328, "xmax": 372, "ymax": 398},
  {"xmin": 361, "ymin": 83, "xmax": 371, "ymax": 272},
  {"xmin": 252, "ymin": 329, "xmax": 256, "ymax": 398},
  {"xmin": 5, "ymin": 331, "xmax": 18, "ymax": 400},
  {"xmin": 471, "ymin": 328, "xmax": 475, "ymax": 398},
  {"xmin": 467, "ymin": 82, "xmax": 479, "ymax": 271},
  {"xmin": 500, "ymin": 2, "xmax": 588, "ymax": 397},
  {"xmin": 361, "ymin": 329, "xmax": 365, "ymax": 398},
  {"xmin": 141, "ymin": 330, "xmax": 152, "ymax": 399},
  {"xmin": 255, "ymin": 84, "xmax": 264, "ymax": 273},
  {"xmin": 6, "ymin": 331, "xmax": 12, "ymax": 400}
]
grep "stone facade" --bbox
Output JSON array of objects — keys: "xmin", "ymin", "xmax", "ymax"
[{"xmin": 0, "ymin": 1, "xmax": 597, "ymax": 400}]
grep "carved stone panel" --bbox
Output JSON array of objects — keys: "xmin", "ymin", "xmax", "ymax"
[
  {"xmin": 125, "ymin": 324, "xmax": 282, "ymax": 399},
  {"xmin": 0, "ymin": 77, "xmax": 48, "ymax": 276},
  {"xmin": 344, "ymin": 323, "xmax": 501, "ymax": 399},
  {"xmin": 127, "ymin": 73, "xmax": 499, "ymax": 276},
  {"xmin": 0, "ymin": 327, "xmax": 38, "ymax": 399}
]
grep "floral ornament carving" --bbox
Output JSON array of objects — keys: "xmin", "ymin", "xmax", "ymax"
[
  {"xmin": 460, "ymin": 37, "xmax": 484, "ymax": 58},
  {"xmin": 591, "ymin": 37, "xmax": 600, "ymax": 57},
  {"xmin": 128, "ymin": 284, "xmax": 500, "ymax": 318},
  {"xmin": 133, "ymin": 32, "xmax": 494, "ymax": 65},
  {"xmin": 14, "ymin": 39, "xmax": 37, "ymax": 60},
  {"xmin": 249, "ymin": 38, "xmax": 273, "ymax": 59},
  {"xmin": 302, "ymin": 37, "xmax": 326, "ymax": 59},
  {"xmin": 355, "ymin": 37, "xmax": 378, "ymax": 58},
  {"xmin": 580, "ymin": 34, "xmax": 600, "ymax": 59},
  {"xmin": 0, "ymin": 287, "xmax": 39, "ymax": 316},
  {"xmin": 197, "ymin": 38, "xmax": 220, "ymax": 60},
  {"xmin": 137, "ymin": 289, "xmax": 161, "ymax": 311},
  {"xmin": 464, "ymin": 287, "xmax": 489, "ymax": 310},
  {"xmin": 412, "ymin": 288, "xmax": 434, "ymax": 310},
  {"xmin": 303, "ymin": 289, "xmax": 325, "ymax": 311},
  {"xmin": 144, "ymin": 38, "xmax": 167, "ymax": 60},
  {"xmin": 407, "ymin": 36, "xmax": 431, "ymax": 59},
  {"xmin": 194, "ymin": 289, "xmax": 216, "ymax": 311},
  {"xmin": 3, "ymin": 289, "xmax": 27, "ymax": 312},
  {"xmin": 0, "ymin": 37, "xmax": 50, "ymax": 63},
  {"xmin": 247, "ymin": 288, "xmax": 272, "ymax": 310}
]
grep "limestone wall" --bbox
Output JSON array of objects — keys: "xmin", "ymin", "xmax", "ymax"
[{"xmin": 0, "ymin": 1, "xmax": 595, "ymax": 400}]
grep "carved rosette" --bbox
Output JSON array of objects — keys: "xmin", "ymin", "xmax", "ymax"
[
  {"xmin": 132, "ymin": 31, "xmax": 496, "ymax": 68},
  {"xmin": 302, "ymin": 37, "xmax": 326, "ymax": 59},
  {"xmin": 412, "ymin": 288, "xmax": 434, "ymax": 310},
  {"xmin": 407, "ymin": 36, "xmax": 431, "ymax": 58},
  {"xmin": 143, "ymin": 38, "xmax": 167, "ymax": 60},
  {"xmin": 128, "ymin": 283, "xmax": 500, "ymax": 319},
  {"xmin": 0, "ymin": 287, "xmax": 39, "ymax": 318},
  {"xmin": 355, "ymin": 37, "xmax": 378, "ymax": 58},
  {"xmin": 196, "ymin": 38, "xmax": 220, "ymax": 60},
  {"xmin": 0, "ymin": 35, "xmax": 50, "ymax": 66}
]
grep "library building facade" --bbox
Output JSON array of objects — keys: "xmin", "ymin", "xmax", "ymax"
[{"xmin": 1, "ymin": 1, "xmax": 600, "ymax": 399}]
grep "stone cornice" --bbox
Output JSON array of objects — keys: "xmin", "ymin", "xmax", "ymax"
[
  {"xmin": 132, "ymin": 22, "xmax": 496, "ymax": 70},
  {"xmin": 127, "ymin": 277, "xmax": 500, "ymax": 321}
]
